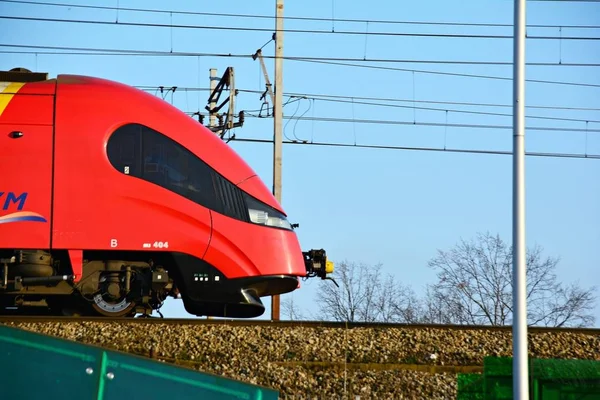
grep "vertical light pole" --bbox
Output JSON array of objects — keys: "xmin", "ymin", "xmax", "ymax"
[
  {"xmin": 512, "ymin": 0, "xmax": 529, "ymax": 398},
  {"xmin": 271, "ymin": 0, "xmax": 284, "ymax": 321}
]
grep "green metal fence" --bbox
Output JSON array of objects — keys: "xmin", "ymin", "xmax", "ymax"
[
  {"xmin": 457, "ymin": 356, "xmax": 600, "ymax": 399},
  {"xmin": 0, "ymin": 324, "xmax": 279, "ymax": 400}
]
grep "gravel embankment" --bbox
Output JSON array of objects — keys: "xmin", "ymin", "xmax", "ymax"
[{"xmin": 2, "ymin": 322, "xmax": 599, "ymax": 399}]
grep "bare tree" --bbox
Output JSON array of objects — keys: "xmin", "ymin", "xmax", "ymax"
[
  {"xmin": 315, "ymin": 260, "xmax": 422, "ymax": 323},
  {"xmin": 426, "ymin": 232, "xmax": 597, "ymax": 327},
  {"xmin": 419, "ymin": 286, "xmax": 464, "ymax": 324},
  {"xmin": 281, "ymin": 294, "xmax": 305, "ymax": 321}
]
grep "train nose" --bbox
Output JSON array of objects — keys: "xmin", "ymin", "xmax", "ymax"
[
  {"xmin": 176, "ymin": 248, "xmax": 335, "ymax": 319},
  {"xmin": 181, "ymin": 273, "xmax": 301, "ymax": 318}
]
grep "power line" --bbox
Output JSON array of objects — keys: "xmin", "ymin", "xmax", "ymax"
[
  {"xmin": 292, "ymin": 59, "xmax": 600, "ymax": 89},
  {"xmin": 243, "ymin": 113, "xmax": 600, "ymax": 133},
  {"xmin": 164, "ymin": 87, "xmax": 600, "ymax": 124},
  {"xmin": 0, "ymin": 43, "xmax": 241, "ymax": 57},
  {"xmin": 144, "ymin": 86, "xmax": 600, "ymax": 124},
  {"xmin": 277, "ymin": 96, "xmax": 600, "ymax": 124},
  {"xmin": 278, "ymin": 91, "xmax": 600, "ymax": 112},
  {"xmin": 290, "ymin": 58, "xmax": 598, "ymax": 67},
  {"xmin": 4, "ymin": 44, "xmax": 599, "ymax": 67},
  {"xmin": 229, "ymin": 137, "xmax": 600, "ymax": 160},
  {"xmin": 3, "ymin": 44, "xmax": 599, "ymax": 89},
  {"xmin": 139, "ymin": 86, "xmax": 600, "ymax": 112},
  {"xmin": 2, "ymin": 0, "xmax": 600, "ymax": 29},
  {"xmin": 1, "ymin": 15, "xmax": 599, "ymax": 40}
]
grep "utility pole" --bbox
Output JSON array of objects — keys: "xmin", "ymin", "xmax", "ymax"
[
  {"xmin": 512, "ymin": 0, "xmax": 528, "ymax": 398},
  {"xmin": 209, "ymin": 68, "xmax": 218, "ymax": 132},
  {"xmin": 271, "ymin": 0, "xmax": 284, "ymax": 321}
]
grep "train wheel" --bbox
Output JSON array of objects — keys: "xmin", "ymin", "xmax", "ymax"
[{"xmin": 91, "ymin": 293, "xmax": 137, "ymax": 317}]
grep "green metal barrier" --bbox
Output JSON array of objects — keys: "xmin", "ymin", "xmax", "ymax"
[
  {"xmin": 0, "ymin": 324, "xmax": 279, "ymax": 400},
  {"xmin": 456, "ymin": 373, "xmax": 485, "ymax": 400},
  {"xmin": 457, "ymin": 356, "xmax": 600, "ymax": 399}
]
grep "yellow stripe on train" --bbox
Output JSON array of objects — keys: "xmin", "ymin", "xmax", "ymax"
[{"xmin": 0, "ymin": 82, "xmax": 26, "ymax": 117}]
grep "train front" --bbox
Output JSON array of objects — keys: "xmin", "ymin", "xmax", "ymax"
[
  {"xmin": 175, "ymin": 168, "xmax": 335, "ymax": 319},
  {"xmin": 165, "ymin": 143, "xmax": 334, "ymax": 319},
  {"xmin": 78, "ymin": 74, "xmax": 334, "ymax": 318}
]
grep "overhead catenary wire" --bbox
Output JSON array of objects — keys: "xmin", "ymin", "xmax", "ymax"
[
  {"xmin": 138, "ymin": 86, "xmax": 600, "ymax": 112},
  {"xmin": 243, "ymin": 113, "xmax": 600, "ymax": 133},
  {"xmin": 255, "ymin": 95, "xmax": 600, "ymax": 124},
  {"xmin": 182, "ymin": 108, "xmax": 600, "ymax": 134},
  {"xmin": 2, "ymin": 44, "xmax": 599, "ymax": 89},
  {"xmin": 2, "ymin": 0, "xmax": 600, "ymax": 29},
  {"xmin": 6, "ymin": 43, "xmax": 599, "ymax": 66},
  {"xmin": 279, "ymin": 92, "xmax": 600, "ymax": 112},
  {"xmin": 228, "ymin": 137, "xmax": 600, "ymax": 160},
  {"xmin": 173, "ymin": 88, "xmax": 600, "ymax": 125},
  {"xmin": 291, "ymin": 59, "xmax": 600, "ymax": 89},
  {"xmin": 4, "ymin": 48, "xmax": 600, "ymax": 68},
  {"xmin": 147, "ymin": 85, "xmax": 600, "ymax": 128},
  {"xmin": 1, "ymin": 14, "xmax": 600, "ymax": 41}
]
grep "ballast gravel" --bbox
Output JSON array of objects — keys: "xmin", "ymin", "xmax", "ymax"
[{"xmin": 2, "ymin": 321, "xmax": 599, "ymax": 399}]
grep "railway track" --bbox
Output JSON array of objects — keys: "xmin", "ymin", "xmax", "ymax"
[{"xmin": 1, "ymin": 315, "xmax": 599, "ymax": 335}]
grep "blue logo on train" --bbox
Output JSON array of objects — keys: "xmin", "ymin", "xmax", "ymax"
[{"xmin": 0, "ymin": 192, "xmax": 47, "ymax": 224}]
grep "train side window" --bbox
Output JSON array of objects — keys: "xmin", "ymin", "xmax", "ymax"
[
  {"xmin": 107, "ymin": 123, "xmax": 218, "ymax": 210},
  {"xmin": 140, "ymin": 127, "xmax": 218, "ymax": 210},
  {"xmin": 106, "ymin": 124, "xmax": 142, "ymax": 177}
]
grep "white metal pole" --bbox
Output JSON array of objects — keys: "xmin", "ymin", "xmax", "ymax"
[
  {"xmin": 273, "ymin": 0, "xmax": 284, "ymax": 206},
  {"xmin": 512, "ymin": 0, "xmax": 529, "ymax": 398},
  {"xmin": 271, "ymin": 0, "xmax": 284, "ymax": 321}
]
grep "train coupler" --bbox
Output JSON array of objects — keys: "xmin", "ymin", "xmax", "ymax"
[{"xmin": 302, "ymin": 249, "xmax": 338, "ymax": 287}]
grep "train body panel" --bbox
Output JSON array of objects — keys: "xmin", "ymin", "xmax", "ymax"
[
  {"xmin": 51, "ymin": 76, "xmax": 214, "ymax": 261},
  {"xmin": 0, "ymin": 79, "xmax": 56, "ymax": 124},
  {"xmin": 0, "ymin": 69, "xmax": 333, "ymax": 318},
  {"xmin": 204, "ymin": 211, "xmax": 305, "ymax": 279},
  {"xmin": 0, "ymin": 80, "xmax": 55, "ymax": 250}
]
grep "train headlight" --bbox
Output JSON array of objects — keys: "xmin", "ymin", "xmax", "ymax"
[{"xmin": 244, "ymin": 194, "xmax": 293, "ymax": 230}]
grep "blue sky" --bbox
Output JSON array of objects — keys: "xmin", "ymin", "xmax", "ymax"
[{"xmin": 1, "ymin": 0, "xmax": 599, "ymax": 325}]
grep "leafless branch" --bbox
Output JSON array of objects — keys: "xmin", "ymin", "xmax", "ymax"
[{"xmin": 426, "ymin": 232, "xmax": 597, "ymax": 327}]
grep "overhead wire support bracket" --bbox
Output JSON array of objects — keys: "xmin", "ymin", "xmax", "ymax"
[
  {"xmin": 252, "ymin": 49, "xmax": 275, "ymax": 117},
  {"xmin": 204, "ymin": 67, "xmax": 243, "ymax": 139},
  {"xmin": 205, "ymin": 67, "xmax": 234, "ymax": 115}
]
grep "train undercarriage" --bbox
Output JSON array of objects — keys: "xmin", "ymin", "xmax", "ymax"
[
  {"xmin": 0, "ymin": 249, "xmax": 175, "ymax": 317},
  {"xmin": 0, "ymin": 248, "xmax": 333, "ymax": 318}
]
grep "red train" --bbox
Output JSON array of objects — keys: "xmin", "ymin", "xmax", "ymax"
[{"xmin": 0, "ymin": 68, "xmax": 333, "ymax": 318}]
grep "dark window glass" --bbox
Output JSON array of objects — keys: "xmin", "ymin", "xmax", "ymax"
[
  {"xmin": 106, "ymin": 123, "xmax": 249, "ymax": 222},
  {"xmin": 140, "ymin": 126, "xmax": 219, "ymax": 211},
  {"xmin": 213, "ymin": 173, "xmax": 248, "ymax": 221},
  {"xmin": 106, "ymin": 124, "xmax": 142, "ymax": 177}
]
